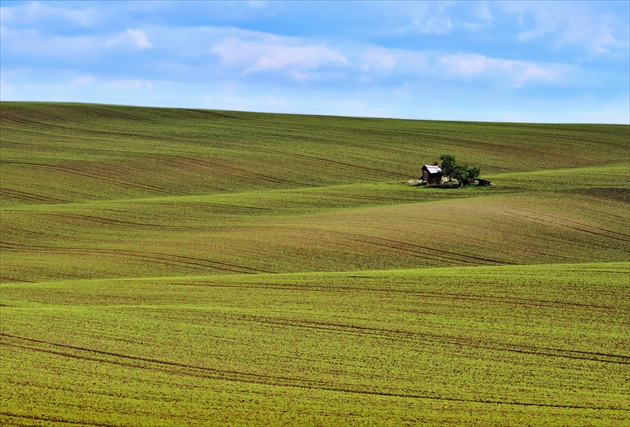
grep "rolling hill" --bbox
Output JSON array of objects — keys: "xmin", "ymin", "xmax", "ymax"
[{"xmin": 1, "ymin": 102, "xmax": 628, "ymax": 426}]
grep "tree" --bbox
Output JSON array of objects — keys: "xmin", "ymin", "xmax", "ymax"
[{"xmin": 439, "ymin": 154, "xmax": 481, "ymax": 186}]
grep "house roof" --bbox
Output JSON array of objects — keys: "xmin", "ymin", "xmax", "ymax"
[{"xmin": 422, "ymin": 165, "xmax": 442, "ymax": 174}]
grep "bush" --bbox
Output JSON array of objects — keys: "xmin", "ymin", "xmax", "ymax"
[{"xmin": 439, "ymin": 154, "xmax": 481, "ymax": 186}]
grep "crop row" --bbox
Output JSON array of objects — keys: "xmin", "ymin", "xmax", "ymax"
[
  {"xmin": 2, "ymin": 188, "xmax": 628, "ymax": 282},
  {"xmin": 2, "ymin": 263, "xmax": 628, "ymax": 426}
]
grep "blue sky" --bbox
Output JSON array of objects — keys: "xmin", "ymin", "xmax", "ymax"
[{"xmin": 1, "ymin": 1, "xmax": 628, "ymax": 123}]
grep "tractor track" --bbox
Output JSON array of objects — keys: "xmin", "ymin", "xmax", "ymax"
[
  {"xmin": 235, "ymin": 315, "xmax": 630, "ymax": 365},
  {"xmin": 340, "ymin": 231, "xmax": 508, "ymax": 266},
  {"xmin": 2, "ymin": 161, "xmax": 176, "ymax": 196},
  {"xmin": 0, "ymin": 187, "xmax": 68, "ymax": 204},
  {"xmin": 0, "ymin": 411, "xmax": 121, "ymax": 427},
  {"xmin": 154, "ymin": 155, "xmax": 307, "ymax": 187},
  {"xmin": 2, "ymin": 333, "xmax": 627, "ymax": 412},
  {"xmin": 43, "ymin": 213, "xmax": 178, "ymax": 230},
  {"xmin": 283, "ymin": 152, "xmax": 403, "ymax": 179},
  {"xmin": 0, "ymin": 242, "xmax": 270, "ymax": 274},
  {"xmin": 191, "ymin": 281, "xmax": 620, "ymax": 311},
  {"xmin": 501, "ymin": 206, "xmax": 629, "ymax": 242}
]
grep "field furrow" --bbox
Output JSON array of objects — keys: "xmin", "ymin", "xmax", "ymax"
[{"xmin": 1, "ymin": 103, "xmax": 628, "ymax": 426}]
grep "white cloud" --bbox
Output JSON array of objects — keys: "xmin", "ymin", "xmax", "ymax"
[
  {"xmin": 1, "ymin": 25, "xmax": 153, "ymax": 60},
  {"xmin": 439, "ymin": 53, "xmax": 568, "ymax": 86},
  {"xmin": 2, "ymin": 19, "xmax": 580, "ymax": 91},
  {"xmin": 246, "ymin": 43, "xmax": 347, "ymax": 74},
  {"xmin": 1, "ymin": 2, "xmax": 624, "ymax": 124},
  {"xmin": 355, "ymin": 46, "xmax": 571, "ymax": 88},
  {"xmin": 0, "ymin": 1, "xmax": 99, "ymax": 27},
  {"xmin": 388, "ymin": 1, "xmax": 456, "ymax": 35},
  {"xmin": 500, "ymin": 2, "xmax": 626, "ymax": 56},
  {"xmin": 0, "ymin": 25, "xmax": 99, "ymax": 58},
  {"xmin": 475, "ymin": 1, "xmax": 494, "ymax": 24},
  {"xmin": 378, "ymin": 1, "xmax": 499, "ymax": 36},
  {"xmin": 360, "ymin": 48, "xmax": 398, "ymax": 72},
  {"xmin": 105, "ymin": 29, "xmax": 153, "ymax": 50},
  {"xmin": 358, "ymin": 47, "xmax": 429, "ymax": 77},
  {"xmin": 245, "ymin": 1, "xmax": 268, "ymax": 9},
  {"xmin": 458, "ymin": 1, "xmax": 494, "ymax": 30},
  {"xmin": 211, "ymin": 32, "xmax": 348, "ymax": 80}
]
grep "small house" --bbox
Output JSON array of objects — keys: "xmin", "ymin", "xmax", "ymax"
[{"xmin": 421, "ymin": 165, "xmax": 443, "ymax": 185}]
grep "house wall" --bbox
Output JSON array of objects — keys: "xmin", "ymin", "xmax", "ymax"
[
  {"xmin": 422, "ymin": 167, "xmax": 443, "ymax": 184},
  {"xmin": 427, "ymin": 173, "xmax": 442, "ymax": 184}
]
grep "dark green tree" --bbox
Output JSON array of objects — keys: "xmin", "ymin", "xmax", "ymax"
[{"xmin": 439, "ymin": 154, "xmax": 481, "ymax": 186}]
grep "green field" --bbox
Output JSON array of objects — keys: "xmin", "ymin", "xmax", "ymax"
[{"xmin": 1, "ymin": 102, "xmax": 629, "ymax": 426}]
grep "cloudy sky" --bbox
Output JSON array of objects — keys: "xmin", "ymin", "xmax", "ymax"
[{"xmin": 1, "ymin": 1, "xmax": 628, "ymax": 123}]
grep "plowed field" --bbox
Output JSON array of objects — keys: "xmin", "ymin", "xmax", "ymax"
[{"xmin": 1, "ymin": 103, "xmax": 628, "ymax": 426}]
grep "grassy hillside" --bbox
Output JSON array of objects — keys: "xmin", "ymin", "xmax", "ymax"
[
  {"xmin": 2, "ymin": 102, "xmax": 627, "ymax": 204},
  {"xmin": 2, "ymin": 189, "xmax": 628, "ymax": 282},
  {"xmin": 1, "ymin": 102, "xmax": 629, "ymax": 426},
  {"xmin": 2, "ymin": 264, "xmax": 629, "ymax": 426},
  {"xmin": 2, "ymin": 102, "xmax": 628, "ymax": 281}
]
